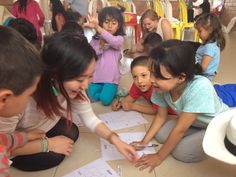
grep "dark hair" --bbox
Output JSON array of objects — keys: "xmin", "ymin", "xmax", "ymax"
[
  {"xmin": 140, "ymin": 9, "xmax": 159, "ymax": 37},
  {"xmin": 50, "ymin": 0, "xmax": 66, "ymax": 31},
  {"xmin": 7, "ymin": 18, "xmax": 39, "ymax": 48},
  {"xmin": 61, "ymin": 21, "xmax": 84, "ymax": 35},
  {"xmin": 0, "ymin": 26, "xmax": 43, "ymax": 95},
  {"xmin": 195, "ymin": 13, "xmax": 225, "ymax": 51},
  {"xmin": 98, "ymin": 6, "xmax": 125, "ymax": 36},
  {"xmin": 150, "ymin": 40, "xmax": 202, "ymax": 82},
  {"xmin": 143, "ymin": 32, "xmax": 162, "ymax": 48},
  {"xmin": 34, "ymin": 32, "xmax": 97, "ymax": 121},
  {"xmin": 131, "ymin": 56, "xmax": 149, "ymax": 71},
  {"xmin": 65, "ymin": 9, "xmax": 82, "ymax": 22},
  {"xmin": 17, "ymin": 0, "xmax": 28, "ymax": 14}
]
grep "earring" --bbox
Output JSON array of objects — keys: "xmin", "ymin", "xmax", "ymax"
[{"xmin": 50, "ymin": 79, "xmax": 59, "ymax": 97}]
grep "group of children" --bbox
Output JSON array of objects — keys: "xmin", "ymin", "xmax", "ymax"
[{"xmin": 0, "ymin": 1, "xmax": 235, "ymax": 176}]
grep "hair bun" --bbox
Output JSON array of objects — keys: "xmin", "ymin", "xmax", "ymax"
[{"xmin": 117, "ymin": 5, "xmax": 126, "ymax": 13}]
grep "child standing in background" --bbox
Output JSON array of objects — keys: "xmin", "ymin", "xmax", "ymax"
[
  {"xmin": 11, "ymin": 0, "xmax": 45, "ymax": 46},
  {"xmin": 86, "ymin": 6, "xmax": 125, "ymax": 106},
  {"xmin": 133, "ymin": 40, "xmax": 228, "ymax": 172},
  {"xmin": 195, "ymin": 13, "xmax": 225, "ymax": 81}
]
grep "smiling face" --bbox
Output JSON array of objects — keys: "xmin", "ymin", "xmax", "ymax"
[
  {"xmin": 102, "ymin": 16, "xmax": 119, "ymax": 35},
  {"xmin": 132, "ymin": 65, "xmax": 152, "ymax": 92},
  {"xmin": 150, "ymin": 64, "xmax": 182, "ymax": 94},
  {"xmin": 63, "ymin": 59, "xmax": 96, "ymax": 99},
  {"xmin": 142, "ymin": 17, "xmax": 158, "ymax": 32}
]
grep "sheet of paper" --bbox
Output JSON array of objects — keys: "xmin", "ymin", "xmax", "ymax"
[
  {"xmin": 101, "ymin": 132, "xmax": 157, "ymax": 161},
  {"xmin": 63, "ymin": 158, "xmax": 119, "ymax": 177},
  {"xmin": 99, "ymin": 110, "xmax": 148, "ymax": 130}
]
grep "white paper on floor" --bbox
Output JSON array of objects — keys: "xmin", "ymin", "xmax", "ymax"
[
  {"xmin": 63, "ymin": 158, "xmax": 119, "ymax": 177},
  {"xmin": 101, "ymin": 132, "xmax": 157, "ymax": 161},
  {"xmin": 98, "ymin": 110, "xmax": 148, "ymax": 130}
]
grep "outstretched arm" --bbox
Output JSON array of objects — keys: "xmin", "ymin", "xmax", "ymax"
[{"xmin": 135, "ymin": 112, "xmax": 198, "ymax": 172}]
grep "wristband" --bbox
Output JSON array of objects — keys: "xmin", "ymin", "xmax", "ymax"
[{"xmin": 40, "ymin": 137, "xmax": 49, "ymax": 152}]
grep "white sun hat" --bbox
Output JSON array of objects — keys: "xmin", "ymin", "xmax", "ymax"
[{"xmin": 203, "ymin": 108, "xmax": 236, "ymax": 165}]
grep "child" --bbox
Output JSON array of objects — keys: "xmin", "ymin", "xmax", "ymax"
[
  {"xmin": 143, "ymin": 32, "xmax": 163, "ymax": 55},
  {"xmin": 112, "ymin": 56, "xmax": 175, "ymax": 115},
  {"xmin": 124, "ymin": 32, "xmax": 163, "ymax": 58},
  {"xmin": 86, "ymin": 6, "xmax": 125, "ymax": 106},
  {"xmin": 11, "ymin": 0, "xmax": 45, "ymax": 46},
  {"xmin": 126, "ymin": 9, "xmax": 172, "ymax": 57},
  {"xmin": 9, "ymin": 32, "xmax": 136, "ymax": 171},
  {"xmin": 61, "ymin": 21, "xmax": 84, "ymax": 35},
  {"xmin": 132, "ymin": 40, "xmax": 228, "ymax": 172},
  {"xmin": 195, "ymin": 13, "xmax": 225, "ymax": 81},
  {"xmin": 0, "ymin": 26, "xmax": 44, "ymax": 176},
  {"xmin": 7, "ymin": 18, "xmax": 40, "ymax": 49},
  {"xmin": 112, "ymin": 56, "xmax": 157, "ymax": 114}
]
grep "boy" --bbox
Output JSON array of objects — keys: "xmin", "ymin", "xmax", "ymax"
[{"xmin": 0, "ymin": 26, "xmax": 44, "ymax": 176}]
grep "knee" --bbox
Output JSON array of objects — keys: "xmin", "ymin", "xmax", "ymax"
[
  {"xmin": 100, "ymin": 96, "xmax": 113, "ymax": 106},
  {"xmin": 155, "ymin": 132, "xmax": 167, "ymax": 144},
  {"xmin": 68, "ymin": 123, "xmax": 79, "ymax": 142},
  {"xmin": 171, "ymin": 145, "xmax": 206, "ymax": 163}
]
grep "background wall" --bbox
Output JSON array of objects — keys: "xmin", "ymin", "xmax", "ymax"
[{"xmin": 221, "ymin": 0, "xmax": 236, "ymax": 31}]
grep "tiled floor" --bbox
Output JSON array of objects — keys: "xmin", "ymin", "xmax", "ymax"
[{"xmin": 10, "ymin": 32, "xmax": 236, "ymax": 177}]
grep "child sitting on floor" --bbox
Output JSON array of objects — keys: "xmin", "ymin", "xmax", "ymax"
[
  {"xmin": 0, "ymin": 26, "xmax": 44, "ymax": 176},
  {"xmin": 112, "ymin": 56, "xmax": 175, "ymax": 115}
]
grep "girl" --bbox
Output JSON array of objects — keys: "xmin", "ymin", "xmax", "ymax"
[
  {"xmin": 11, "ymin": 0, "xmax": 45, "ymax": 46},
  {"xmin": 9, "ymin": 32, "xmax": 136, "ymax": 171},
  {"xmin": 86, "ymin": 6, "xmax": 125, "ymax": 106},
  {"xmin": 112, "ymin": 56, "xmax": 175, "ymax": 115},
  {"xmin": 133, "ymin": 40, "xmax": 228, "ymax": 172},
  {"xmin": 126, "ymin": 9, "xmax": 173, "ymax": 57},
  {"xmin": 50, "ymin": 0, "xmax": 66, "ymax": 32},
  {"xmin": 195, "ymin": 13, "xmax": 225, "ymax": 81},
  {"xmin": 140, "ymin": 9, "xmax": 173, "ymax": 41}
]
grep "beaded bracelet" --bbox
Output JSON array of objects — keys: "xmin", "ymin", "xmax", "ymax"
[{"xmin": 40, "ymin": 137, "xmax": 49, "ymax": 152}]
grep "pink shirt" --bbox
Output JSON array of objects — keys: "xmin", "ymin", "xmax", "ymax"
[
  {"xmin": 11, "ymin": 0, "xmax": 45, "ymax": 44},
  {"xmin": 90, "ymin": 30, "xmax": 123, "ymax": 84}
]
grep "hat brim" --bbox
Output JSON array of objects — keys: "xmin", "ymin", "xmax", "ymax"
[{"xmin": 203, "ymin": 108, "xmax": 236, "ymax": 165}]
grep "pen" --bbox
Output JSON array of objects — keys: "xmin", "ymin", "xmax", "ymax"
[{"xmin": 134, "ymin": 144, "xmax": 159, "ymax": 148}]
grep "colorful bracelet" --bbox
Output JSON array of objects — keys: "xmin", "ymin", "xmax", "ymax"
[{"xmin": 40, "ymin": 137, "xmax": 49, "ymax": 152}]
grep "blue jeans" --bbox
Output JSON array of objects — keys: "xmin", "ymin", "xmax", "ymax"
[{"xmin": 88, "ymin": 83, "xmax": 118, "ymax": 106}]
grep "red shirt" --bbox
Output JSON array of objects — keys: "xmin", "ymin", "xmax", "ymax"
[{"xmin": 129, "ymin": 83, "xmax": 176, "ymax": 115}]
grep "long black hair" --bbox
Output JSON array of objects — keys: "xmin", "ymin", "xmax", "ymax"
[
  {"xmin": 98, "ymin": 6, "xmax": 125, "ymax": 36},
  {"xmin": 34, "ymin": 32, "xmax": 97, "ymax": 123}
]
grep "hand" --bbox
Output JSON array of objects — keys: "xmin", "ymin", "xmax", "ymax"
[
  {"xmin": 135, "ymin": 153, "xmax": 163, "ymax": 173},
  {"xmin": 123, "ymin": 49, "xmax": 133, "ymax": 58},
  {"xmin": 111, "ymin": 99, "xmax": 121, "ymax": 111},
  {"xmin": 48, "ymin": 135, "xmax": 74, "ymax": 156},
  {"xmin": 130, "ymin": 141, "xmax": 146, "ymax": 151},
  {"xmin": 114, "ymin": 140, "xmax": 137, "ymax": 163},
  {"xmin": 84, "ymin": 14, "xmax": 99, "ymax": 29},
  {"xmin": 121, "ymin": 100, "xmax": 133, "ymax": 111},
  {"xmin": 27, "ymin": 129, "xmax": 45, "ymax": 141}
]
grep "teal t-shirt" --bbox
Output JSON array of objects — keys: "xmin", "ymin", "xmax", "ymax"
[
  {"xmin": 151, "ymin": 75, "xmax": 228, "ymax": 128},
  {"xmin": 195, "ymin": 42, "xmax": 220, "ymax": 76}
]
